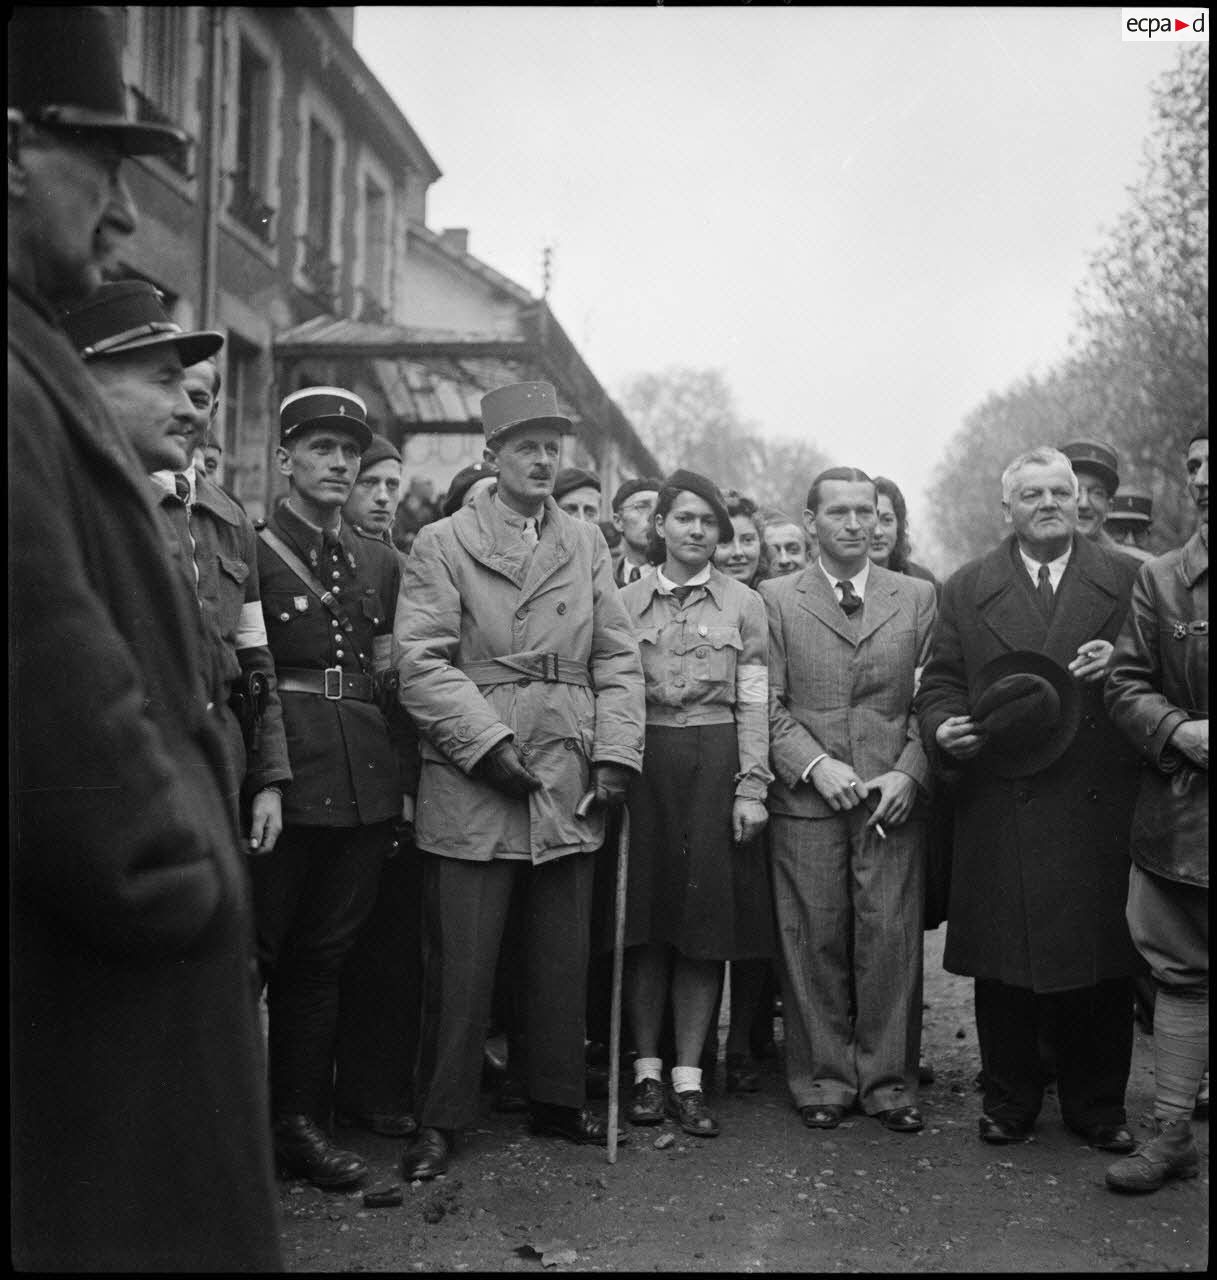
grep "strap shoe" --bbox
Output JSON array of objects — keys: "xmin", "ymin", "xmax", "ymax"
[
  {"xmin": 273, "ymin": 1114, "xmax": 368, "ymax": 1189},
  {"xmin": 666, "ymin": 1087, "xmax": 720, "ymax": 1137},
  {"xmin": 627, "ymin": 1077, "xmax": 665, "ymax": 1125}
]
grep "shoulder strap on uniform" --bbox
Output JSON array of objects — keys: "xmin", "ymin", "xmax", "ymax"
[{"xmin": 259, "ymin": 526, "xmax": 370, "ymax": 674}]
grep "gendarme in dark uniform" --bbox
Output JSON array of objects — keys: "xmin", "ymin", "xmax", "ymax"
[{"xmin": 251, "ymin": 386, "xmax": 406, "ymax": 1189}]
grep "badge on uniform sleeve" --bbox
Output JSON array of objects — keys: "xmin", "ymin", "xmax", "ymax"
[
  {"xmin": 1173, "ymin": 622, "xmax": 1189, "ymax": 640},
  {"xmin": 294, "ymin": 596, "xmax": 309, "ymax": 613}
]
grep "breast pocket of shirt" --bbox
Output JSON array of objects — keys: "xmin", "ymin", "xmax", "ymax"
[
  {"xmin": 679, "ymin": 625, "xmax": 743, "ymax": 687},
  {"xmin": 214, "ymin": 554, "xmax": 250, "ymax": 637}
]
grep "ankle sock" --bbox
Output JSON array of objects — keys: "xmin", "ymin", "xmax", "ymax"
[
  {"xmin": 671, "ymin": 1065, "xmax": 702, "ymax": 1095},
  {"xmin": 634, "ymin": 1056, "xmax": 663, "ymax": 1085}
]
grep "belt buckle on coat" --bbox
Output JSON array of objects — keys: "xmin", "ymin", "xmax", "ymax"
[
  {"xmin": 323, "ymin": 666, "xmax": 344, "ymax": 699},
  {"xmin": 540, "ymin": 652, "xmax": 559, "ymax": 682}
]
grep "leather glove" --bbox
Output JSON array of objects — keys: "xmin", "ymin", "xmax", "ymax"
[
  {"xmin": 474, "ymin": 741, "xmax": 542, "ymax": 800},
  {"xmin": 587, "ymin": 762, "xmax": 632, "ymax": 812}
]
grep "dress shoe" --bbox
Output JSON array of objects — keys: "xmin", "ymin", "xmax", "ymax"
[
  {"xmin": 666, "ymin": 1087, "xmax": 720, "ymax": 1137},
  {"xmin": 1106, "ymin": 1118, "xmax": 1200, "ymax": 1193},
  {"xmin": 492, "ymin": 1077, "xmax": 529, "ymax": 1113},
  {"xmin": 334, "ymin": 1108, "xmax": 418, "ymax": 1138},
  {"xmin": 875, "ymin": 1105, "xmax": 925, "ymax": 1133},
  {"xmin": 800, "ymin": 1103, "xmax": 847, "ymax": 1130},
  {"xmin": 400, "ymin": 1127, "xmax": 451, "ymax": 1181},
  {"xmin": 627, "ymin": 1077, "xmax": 665, "ymax": 1125},
  {"xmin": 725, "ymin": 1053, "xmax": 761, "ymax": 1094},
  {"xmin": 1072, "ymin": 1123, "xmax": 1135, "ymax": 1153},
  {"xmin": 978, "ymin": 1114, "xmax": 1034, "ymax": 1144},
  {"xmin": 529, "ymin": 1103, "xmax": 623, "ymax": 1146},
  {"xmin": 273, "ymin": 1114, "xmax": 368, "ymax": 1189}
]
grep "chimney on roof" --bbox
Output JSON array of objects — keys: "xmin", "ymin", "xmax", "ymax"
[{"xmin": 440, "ymin": 228, "xmax": 469, "ymax": 255}]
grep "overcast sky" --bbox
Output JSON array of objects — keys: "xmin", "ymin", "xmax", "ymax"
[{"xmin": 354, "ymin": 6, "xmax": 1182, "ymax": 550}]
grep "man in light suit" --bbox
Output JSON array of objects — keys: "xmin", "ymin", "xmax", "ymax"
[{"xmin": 761, "ymin": 466, "xmax": 937, "ymax": 1134}]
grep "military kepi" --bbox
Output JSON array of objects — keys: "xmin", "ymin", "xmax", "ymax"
[
  {"xmin": 480, "ymin": 381, "xmax": 572, "ymax": 447},
  {"xmin": 60, "ymin": 280, "xmax": 224, "ymax": 366},
  {"xmin": 1059, "ymin": 438, "xmax": 1120, "ymax": 496},
  {"xmin": 280, "ymin": 386, "xmax": 373, "ymax": 452},
  {"xmin": 8, "ymin": 6, "xmax": 186, "ymax": 158}
]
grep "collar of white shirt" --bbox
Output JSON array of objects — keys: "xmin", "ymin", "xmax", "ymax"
[
  {"xmin": 656, "ymin": 563, "xmax": 712, "ymax": 595},
  {"xmin": 151, "ymin": 467, "xmax": 197, "ymax": 504},
  {"xmin": 495, "ymin": 494, "xmax": 545, "ymax": 533},
  {"xmin": 817, "ymin": 556, "xmax": 871, "ymax": 598},
  {"xmin": 1018, "ymin": 542, "xmax": 1072, "ymax": 592}
]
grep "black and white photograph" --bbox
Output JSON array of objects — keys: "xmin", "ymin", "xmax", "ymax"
[{"xmin": 9, "ymin": 5, "xmax": 1207, "ymax": 1272}]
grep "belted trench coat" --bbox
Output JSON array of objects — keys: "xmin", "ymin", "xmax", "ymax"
[{"xmin": 395, "ymin": 489, "xmax": 645, "ymax": 863}]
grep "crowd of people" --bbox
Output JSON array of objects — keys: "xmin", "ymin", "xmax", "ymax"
[{"xmin": 9, "ymin": 8, "xmax": 1209, "ymax": 1272}]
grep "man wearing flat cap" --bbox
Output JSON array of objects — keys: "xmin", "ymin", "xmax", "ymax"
[
  {"xmin": 9, "ymin": 6, "xmax": 280, "ymax": 1270},
  {"xmin": 916, "ymin": 445, "xmax": 1143, "ymax": 1154},
  {"xmin": 252, "ymin": 387, "xmax": 413, "ymax": 1188},
  {"xmin": 60, "ymin": 280, "xmax": 292, "ymax": 853},
  {"xmin": 395, "ymin": 380, "xmax": 645, "ymax": 1179}
]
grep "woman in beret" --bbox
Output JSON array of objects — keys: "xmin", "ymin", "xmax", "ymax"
[{"xmin": 619, "ymin": 470, "xmax": 773, "ymax": 1139}]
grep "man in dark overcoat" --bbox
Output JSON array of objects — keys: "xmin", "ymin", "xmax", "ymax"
[
  {"xmin": 8, "ymin": 7, "xmax": 281, "ymax": 1269},
  {"xmin": 59, "ymin": 281, "xmax": 292, "ymax": 847},
  {"xmin": 915, "ymin": 445, "xmax": 1142, "ymax": 1153},
  {"xmin": 253, "ymin": 386, "xmax": 411, "ymax": 1188},
  {"xmin": 1104, "ymin": 430, "xmax": 1208, "ymax": 1193}
]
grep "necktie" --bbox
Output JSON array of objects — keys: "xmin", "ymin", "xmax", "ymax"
[
  {"xmin": 174, "ymin": 472, "xmax": 190, "ymax": 503},
  {"xmin": 1037, "ymin": 563, "xmax": 1055, "ymax": 617},
  {"xmin": 669, "ymin": 584, "xmax": 694, "ymax": 604},
  {"xmin": 628, "ymin": 564, "xmax": 641, "ymax": 584},
  {"xmin": 164, "ymin": 476, "xmax": 198, "ymax": 597},
  {"xmin": 521, "ymin": 517, "xmax": 539, "ymax": 549},
  {"xmin": 837, "ymin": 579, "xmax": 862, "ymax": 617}
]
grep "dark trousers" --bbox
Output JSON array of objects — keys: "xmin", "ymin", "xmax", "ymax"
[
  {"xmin": 332, "ymin": 845, "xmax": 423, "ymax": 1117},
  {"xmin": 250, "ymin": 820, "xmax": 392, "ymax": 1119},
  {"xmin": 975, "ymin": 976, "xmax": 1134, "ymax": 1131},
  {"xmin": 417, "ymin": 851, "xmax": 595, "ymax": 1130}
]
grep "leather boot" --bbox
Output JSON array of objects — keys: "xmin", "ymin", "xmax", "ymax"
[
  {"xmin": 401, "ymin": 1126, "xmax": 451, "ymax": 1181},
  {"xmin": 273, "ymin": 1114, "xmax": 368, "ymax": 1189},
  {"xmin": 1105, "ymin": 1117, "xmax": 1201, "ymax": 1193}
]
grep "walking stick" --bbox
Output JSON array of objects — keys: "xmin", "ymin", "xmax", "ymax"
[{"xmin": 606, "ymin": 806, "xmax": 630, "ymax": 1164}]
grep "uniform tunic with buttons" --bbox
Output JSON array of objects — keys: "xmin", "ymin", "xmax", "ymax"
[
  {"xmin": 258, "ymin": 501, "xmax": 403, "ymax": 826},
  {"xmin": 619, "ymin": 566, "xmax": 775, "ymax": 960}
]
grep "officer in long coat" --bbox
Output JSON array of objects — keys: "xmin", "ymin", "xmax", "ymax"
[
  {"xmin": 915, "ymin": 445, "xmax": 1142, "ymax": 1154},
  {"xmin": 395, "ymin": 381, "xmax": 646, "ymax": 1180},
  {"xmin": 253, "ymin": 387, "xmax": 410, "ymax": 1189},
  {"xmin": 9, "ymin": 7, "xmax": 280, "ymax": 1269}
]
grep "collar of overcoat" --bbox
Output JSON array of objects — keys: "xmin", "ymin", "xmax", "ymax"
[
  {"xmin": 1179, "ymin": 528, "xmax": 1208, "ymax": 589},
  {"xmin": 974, "ymin": 533, "xmax": 1125, "ymax": 669},
  {"xmin": 792, "ymin": 559, "xmax": 904, "ymax": 646},
  {"xmin": 452, "ymin": 486, "xmax": 574, "ymax": 598}
]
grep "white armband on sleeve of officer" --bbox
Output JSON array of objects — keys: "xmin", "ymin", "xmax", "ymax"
[{"xmin": 235, "ymin": 601, "xmax": 268, "ymax": 651}]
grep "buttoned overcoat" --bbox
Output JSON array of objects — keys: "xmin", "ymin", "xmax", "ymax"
[
  {"xmin": 1104, "ymin": 531, "xmax": 1208, "ymax": 888},
  {"xmin": 9, "ymin": 284, "xmax": 280, "ymax": 1271},
  {"xmin": 915, "ymin": 534, "xmax": 1143, "ymax": 993},
  {"xmin": 396, "ymin": 489, "xmax": 645, "ymax": 863}
]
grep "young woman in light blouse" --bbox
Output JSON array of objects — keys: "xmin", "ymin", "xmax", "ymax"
[{"xmin": 618, "ymin": 470, "xmax": 773, "ymax": 1139}]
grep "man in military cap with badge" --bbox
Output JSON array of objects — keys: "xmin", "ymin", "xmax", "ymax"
[
  {"xmin": 253, "ymin": 386, "xmax": 413, "ymax": 1188},
  {"xmin": 9, "ymin": 6, "xmax": 281, "ymax": 1270},
  {"xmin": 60, "ymin": 280, "xmax": 292, "ymax": 846},
  {"xmin": 395, "ymin": 380, "xmax": 645, "ymax": 1180},
  {"xmin": 916, "ymin": 445, "xmax": 1143, "ymax": 1155},
  {"xmin": 1061, "ymin": 437, "xmax": 1126, "ymax": 553},
  {"xmin": 1106, "ymin": 488, "xmax": 1156, "ymax": 562}
]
